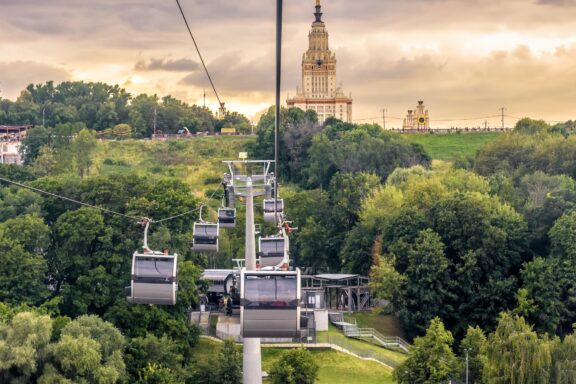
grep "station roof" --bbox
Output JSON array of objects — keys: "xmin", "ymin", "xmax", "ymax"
[
  {"xmin": 200, "ymin": 269, "xmax": 235, "ymax": 281},
  {"xmin": 314, "ymin": 274, "xmax": 358, "ymax": 280}
]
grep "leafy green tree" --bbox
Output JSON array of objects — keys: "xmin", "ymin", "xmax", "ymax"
[
  {"xmin": 43, "ymin": 315, "xmax": 126, "ymax": 384},
  {"xmin": 125, "ymin": 333, "xmax": 186, "ymax": 383},
  {"xmin": 0, "ymin": 186, "xmax": 43, "ymax": 221},
  {"xmin": 136, "ymin": 363, "xmax": 182, "ymax": 384},
  {"xmin": 217, "ymin": 338, "xmax": 242, "ymax": 384},
  {"xmin": 394, "ymin": 229, "xmax": 453, "ymax": 338},
  {"xmin": 0, "ymin": 312, "xmax": 52, "ymax": 383},
  {"xmin": 20, "ymin": 125, "xmax": 51, "ymax": 164},
  {"xmin": 269, "ymin": 348, "xmax": 319, "ymax": 384},
  {"xmin": 484, "ymin": 313, "xmax": 551, "ymax": 384},
  {"xmin": 72, "ymin": 128, "xmax": 97, "ymax": 177},
  {"xmin": 369, "ymin": 252, "xmax": 405, "ymax": 300},
  {"xmin": 459, "ymin": 325, "xmax": 487, "ymax": 384},
  {"xmin": 394, "ymin": 317, "xmax": 458, "ymax": 384},
  {"xmin": 514, "ymin": 118, "xmax": 551, "ymax": 135},
  {"xmin": 0, "ymin": 215, "xmax": 50, "ymax": 305},
  {"xmin": 550, "ymin": 332, "xmax": 576, "ymax": 383}
]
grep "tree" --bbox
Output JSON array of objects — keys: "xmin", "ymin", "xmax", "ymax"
[
  {"xmin": 0, "ymin": 215, "xmax": 50, "ymax": 305},
  {"xmin": 394, "ymin": 317, "xmax": 458, "ymax": 384},
  {"xmin": 0, "ymin": 312, "xmax": 53, "ymax": 383},
  {"xmin": 72, "ymin": 128, "xmax": 97, "ymax": 177},
  {"xmin": 550, "ymin": 332, "xmax": 576, "ymax": 383},
  {"xmin": 394, "ymin": 229, "xmax": 453, "ymax": 338},
  {"xmin": 459, "ymin": 326, "xmax": 487, "ymax": 384},
  {"xmin": 484, "ymin": 313, "xmax": 551, "ymax": 384},
  {"xmin": 42, "ymin": 315, "xmax": 126, "ymax": 383},
  {"xmin": 217, "ymin": 338, "xmax": 242, "ymax": 384},
  {"xmin": 269, "ymin": 348, "xmax": 319, "ymax": 384},
  {"xmin": 125, "ymin": 333, "xmax": 186, "ymax": 383},
  {"xmin": 20, "ymin": 125, "xmax": 51, "ymax": 164}
]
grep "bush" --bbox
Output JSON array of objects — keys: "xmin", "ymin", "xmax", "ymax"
[{"xmin": 269, "ymin": 348, "xmax": 319, "ymax": 384}]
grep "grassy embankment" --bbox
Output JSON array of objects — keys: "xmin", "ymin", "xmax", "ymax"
[
  {"xmin": 404, "ymin": 132, "xmax": 500, "ymax": 161},
  {"xmin": 193, "ymin": 338, "xmax": 395, "ymax": 384},
  {"xmin": 91, "ymin": 136, "xmax": 255, "ymax": 196}
]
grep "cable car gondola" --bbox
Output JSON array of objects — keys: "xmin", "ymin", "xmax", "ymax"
[
  {"xmin": 126, "ymin": 219, "xmax": 178, "ymax": 305},
  {"xmin": 263, "ymin": 199, "xmax": 283, "ymax": 223},
  {"xmin": 127, "ymin": 251, "xmax": 178, "ymax": 305},
  {"xmin": 240, "ymin": 269, "xmax": 302, "ymax": 338},
  {"xmin": 258, "ymin": 236, "xmax": 286, "ymax": 268},
  {"xmin": 192, "ymin": 222, "xmax": 219, "ymax": 252},
  {"xmin": 218, "ymin": 207, "xmax": 236, "ymax": 228}
]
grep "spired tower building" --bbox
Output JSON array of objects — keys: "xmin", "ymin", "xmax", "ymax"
[{"xmin": 287, "ymin": 0, "xmax": 353, "ymax": 123}]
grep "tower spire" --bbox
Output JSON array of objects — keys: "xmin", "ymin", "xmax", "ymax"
[{"xmin": 314, "ymin": 0, "xmax": 323, "ymax": 22}]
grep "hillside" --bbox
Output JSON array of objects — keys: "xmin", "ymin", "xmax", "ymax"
[
  {"xmin": 404, "ymin": 132, "xmax": 500, "ymax": 161},
  {"xmin": 92, "ymin": 135, "xmax": 255, "ymax": 194}
]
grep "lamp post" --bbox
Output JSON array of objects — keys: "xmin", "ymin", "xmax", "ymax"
[{"xmin": 464, "ymin": 348, "xmax": 471, "ymax": 384}]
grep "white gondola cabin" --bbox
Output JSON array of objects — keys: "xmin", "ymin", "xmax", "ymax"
[
  {"xmin": 218, "ymin": 208, "xmax": 236, "ymax": 228},
  {"xmin": 127, "ymin": 252, "xmax": 178, "ymax": 305},
  {"xmin": 263, "ymin": 199, "xmax": 283, "ymax": 223},
  {"xmin": 240, "ymin": 269, "xmax": 302, "ymax": 338},
  {"xmin": 192, "ymin": 223, "xmax": 219, "ymax": 252},
  {"xmin": 258, "ymin": 236, "xmax": 286, "ymax": 268}
]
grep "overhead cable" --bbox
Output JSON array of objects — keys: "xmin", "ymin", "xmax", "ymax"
[{"xmin": 175, "ymin": 0, "xmax": 224, "ymax": 109}]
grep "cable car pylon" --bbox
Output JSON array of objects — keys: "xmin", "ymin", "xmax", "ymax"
[{"xmin": 242, "ymin": 177, "xmax": 262, "ymax": 384}]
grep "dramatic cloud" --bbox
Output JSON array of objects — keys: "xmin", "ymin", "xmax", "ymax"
[
  {"xmin": 0, "ymin": 0, "xmax": 575, "ymax": 125},
  {"xmin": 135, "ymin": 58, "xmax": 200, "ymax": 72},
  {"xmin": 0, "ymin": 62, "xmax": 72, "ymax": 100}
]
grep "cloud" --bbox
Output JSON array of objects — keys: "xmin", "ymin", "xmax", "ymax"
[
  {"xmin": 537, "ymin": 0, "xmax": 576, "ymax": 6},
  {"xmin": 0, "ymin": 61, "xmax": 71, "ymax": 100},
  {"xmin": 135, "ymin": 58, "xmax": 200, "ymax": 72}
]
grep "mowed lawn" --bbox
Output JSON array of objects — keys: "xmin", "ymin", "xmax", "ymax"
[
  {"xmin": 404, "ymin": 132, "xmax": 500, "ymax": 161},
  {"xmin": 262, "ymin": 348, "xmax": 395, "ymax": 384},
  {"xmin": 193, "ymin": 339, "xmax": 395, "ymax": 383}
]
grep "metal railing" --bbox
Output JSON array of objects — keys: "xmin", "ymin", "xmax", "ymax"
[{"xmin": 324, "ymin": 335, "xmax": 400, "ymax": 368}]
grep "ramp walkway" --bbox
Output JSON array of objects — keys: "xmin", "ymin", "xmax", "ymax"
[{"xmin": 329, "ymin": 312, "xmax": 410, "ymax": 353}]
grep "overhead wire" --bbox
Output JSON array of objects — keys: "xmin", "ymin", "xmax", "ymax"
[
  {"xmin": 0, "ymin": 175, "xmax": 222, "ymax": 225},
  {"xmin": 174, "ymin": 0, "xmax": 224, "ymax": 110}
]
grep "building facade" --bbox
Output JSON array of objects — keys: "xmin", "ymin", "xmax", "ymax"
[
  {"xmin": 287, "ymin": 0, "xmax": 352, "ymax": 123},
  {"xmin": 0, "ymin": 125, "xmax": 30, "ymax": 165},
  {"xmin": 402, "ymin": 101, "xmax": 430, "ymax": 130}
]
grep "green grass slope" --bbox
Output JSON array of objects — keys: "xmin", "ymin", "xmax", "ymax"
[
  {"xmin": 192, "ymin": 339, "xmax": 394, "ymax": 384},
  {"xmin": 404, "ymin": 132, "xmax": 500, "ymax": 161},
  {"xmin": 91, "ymin": 136, "xmax": 255, "ymax": 194}
]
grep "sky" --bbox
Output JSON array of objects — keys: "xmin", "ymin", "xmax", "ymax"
[{"xmin": 1, "ymin": 0, "xmax": 576, "ymax": 128}]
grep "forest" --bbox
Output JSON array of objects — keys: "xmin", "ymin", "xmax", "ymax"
[{"xmin": 1, "ymin": 80, "xmax": 576, "ymax": 382}]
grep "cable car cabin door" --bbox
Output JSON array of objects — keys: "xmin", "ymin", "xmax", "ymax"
[
  {"xmin": 128, "ymin": 252, "xmax": 178, "ymax": 305},
  {"xmin": 240, "ymin": 269, "xmax": 301, "ymax": 338}
]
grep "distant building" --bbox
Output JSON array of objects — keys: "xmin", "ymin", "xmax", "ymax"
[
  {"xmin": 286, "ymin": 0, "xmax": 352, "ymax": 123},
  {"xmin": 403, "ymin": 101, "xmax": 430, "ymax": 130},
  {"xmin": 0, "ymin": 125, "xmax": 31, "ymax": 165}
]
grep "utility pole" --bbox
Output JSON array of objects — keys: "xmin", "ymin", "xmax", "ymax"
[
  {"xmin": 203, "ymin": 88, "xmax": 206, "ymax": 108},
  {"xmin": 500, "ymin": 107, "xmax": 506, "ymax": 129},
  {"xmin": 381, "ymin": 108, "xmax": 387, "ymax": 130},
  {"xmin": 153, "ymin": 108, "xmax": 157, "ymax": 137}
]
